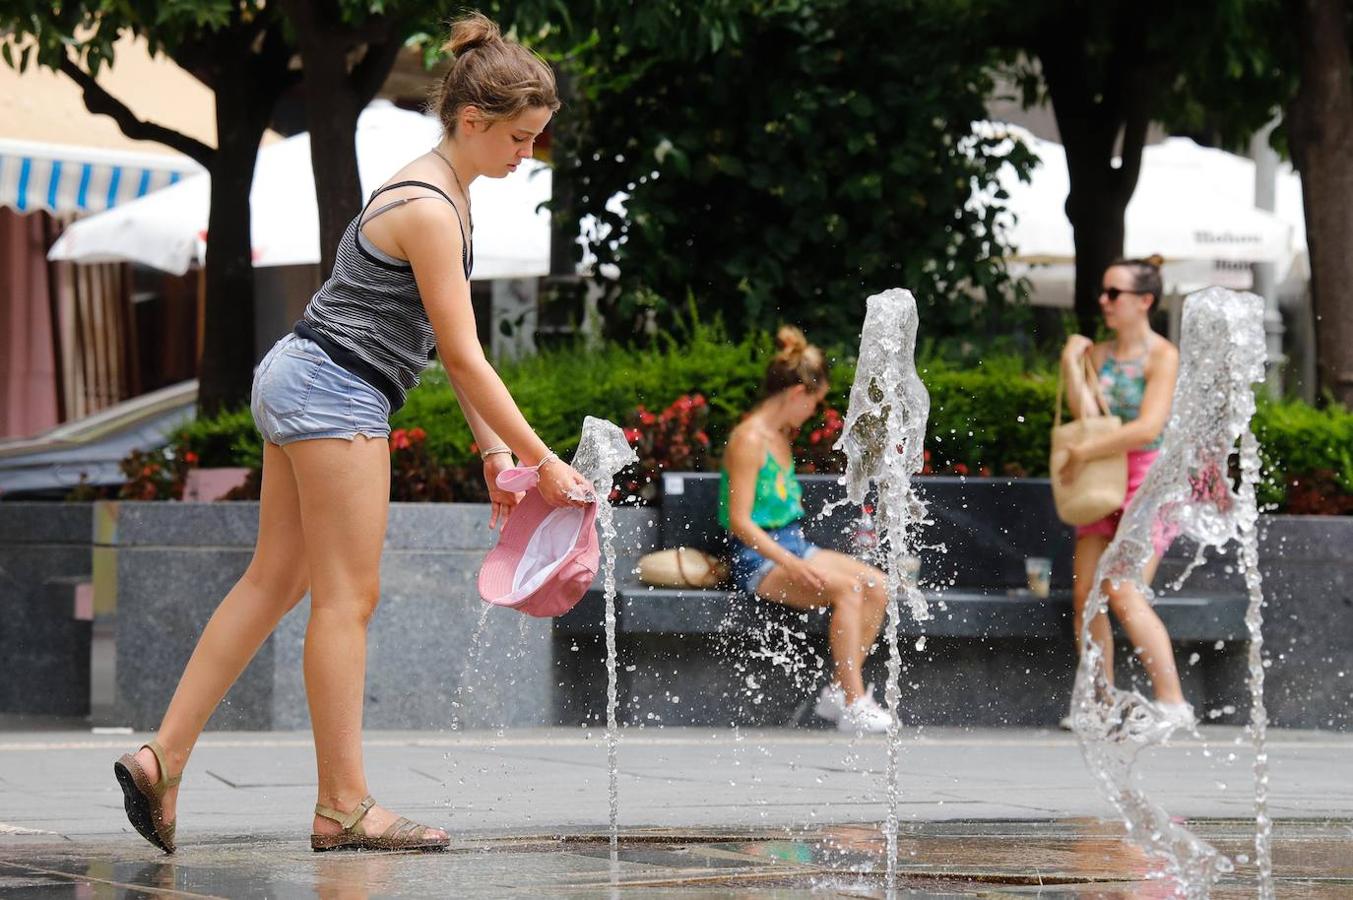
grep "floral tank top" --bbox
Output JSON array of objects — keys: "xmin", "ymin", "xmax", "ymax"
[
  {"xmin": 1098, "ymin": 351, "xmax": 1163, "ymax": 451},
  {"xmin": 718, "ymin": 452, "xmax": 805, "ymax": 530}
]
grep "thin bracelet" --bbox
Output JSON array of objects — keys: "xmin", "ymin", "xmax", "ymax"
[
  {"xmin": 531, "ymin": 450, "xmax": 559, "ymax": 471},
  {"xmin": 479, "ymin": 445, "xmax": 511, "ymax": 460}
]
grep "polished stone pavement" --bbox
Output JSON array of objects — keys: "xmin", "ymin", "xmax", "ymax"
[{"xmin": 1, "ymin": 725, "xmax": 1350, "ymax": 896}]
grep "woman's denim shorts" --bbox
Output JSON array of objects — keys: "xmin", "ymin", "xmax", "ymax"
[
  {"xmin": 727, "ymin": 521, "xmax": 821, "ymax": 595},
  {"xmin": 250, "ymin": 334, "xmax": 392, "ymax": 446}
]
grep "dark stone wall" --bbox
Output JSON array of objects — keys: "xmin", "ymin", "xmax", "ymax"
[{"xmin": 0, "ymin": 504, "xmax": 93, "ymax": 716}]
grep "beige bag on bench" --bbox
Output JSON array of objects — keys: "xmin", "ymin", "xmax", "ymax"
[
  {"xmin": 1050, "ymin": 353, "xmax": 1128, "ymax": 526},
  {"xmin": 637, "ymin": 547, "xmax": 728, "ymax": 589}
]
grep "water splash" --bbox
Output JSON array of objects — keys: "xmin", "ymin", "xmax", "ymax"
[
  {"xmin": 570, "ymin": 416, "xmax": 639, "ymax": 851},
  {"xmin": 1070, "ymin": 287, "xmax": 1269, "ymax": 897},
  {"xmin": 450, "ymin": 604, "xmax": 495, "ymax": 731},
  {"xmin": 835, "ymin": 288, "xmax": 931, "ymax": 892}
]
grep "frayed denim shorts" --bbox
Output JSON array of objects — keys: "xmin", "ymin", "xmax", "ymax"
[
  {"xmin": 250, "ymin": 334, "xmax": 392, "ymax": 446},
  {"xmin": 727, "ymin": 521, "xmax": 821, "ymax": 595}
]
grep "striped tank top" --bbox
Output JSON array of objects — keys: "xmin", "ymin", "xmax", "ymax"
[{"xmin": 294, "ymin": 179, "xmax": 472, "ymax": 412}]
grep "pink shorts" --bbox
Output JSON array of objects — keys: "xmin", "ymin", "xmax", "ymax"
[{"xmin": 1075, "ymin": 449, "xmax": 1178, "ymax": 557}]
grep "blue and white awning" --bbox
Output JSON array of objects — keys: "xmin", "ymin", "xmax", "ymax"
[{"xmin": 0, "ymin": 138, "xmax": 202, "ymax": 216}]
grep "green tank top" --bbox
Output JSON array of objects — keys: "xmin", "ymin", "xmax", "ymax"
[
  {"xmin": 718, "ymin": 451, "xmax": 805, "ymax": 530},
  {"xmin": 1097, "ymin": 351, "xmax": 1163, "ymax": 451}
]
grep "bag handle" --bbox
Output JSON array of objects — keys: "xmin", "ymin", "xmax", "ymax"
[{"xmin": 1054, "ymin": 349, "xmax": 1112, "ymax": 428}]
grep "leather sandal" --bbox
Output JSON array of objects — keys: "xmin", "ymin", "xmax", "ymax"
[
  {"xmin": 113, "ymin": 740, "xmax": 182, "ymax": 853},
  {"xmin": 310, "ymin": 795, "xmax": 449, "ymax": 852}
]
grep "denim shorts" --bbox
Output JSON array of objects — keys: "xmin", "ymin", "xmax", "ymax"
[
  {"xmin": 250, "ymin": 334, "xmax": 392, "ymax": 446},
  {"xmin": 727, "ymin": 522, "xmax": 821, "ymax": 595}
]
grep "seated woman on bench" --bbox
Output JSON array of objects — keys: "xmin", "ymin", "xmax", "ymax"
[{"xmin": 720, "ymin": 325, "xmax": 892, "ymax": 734}]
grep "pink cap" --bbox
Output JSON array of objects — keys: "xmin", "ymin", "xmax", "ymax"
[{"xmin": 478, "ymin": 484, "xmax": 599, "ymax": 618}]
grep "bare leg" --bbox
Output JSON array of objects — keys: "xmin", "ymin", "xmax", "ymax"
[
  {"xmin": 757, "ymin": 556, "xmax": 878, "ymax": 704},
  {"xmin": 805, "ymin": 551, "xmax": 889, "ymax": 692},
  {"xmin": 1072, "ymin": 534, "xmax": 1115, "ymax": 684},
  {"xmin": 133, "ymin": 442, "xmax": 311, "ymax": 824},
  {"xmin": 284, "ymin": 436, "xmax": 445, "ymax": 841},
  {"xmin": 1104, "ymin": 554, "xmax": 1185, "ymax": 704}
]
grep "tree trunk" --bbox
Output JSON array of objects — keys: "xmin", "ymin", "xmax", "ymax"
[
  {"xmin": 197, "ymin": 74, "xmax": 267, "ymax": 416},
  {"xmin": 1288, "ymin": 0, "xmax": 1353, "ymax": 406},
  {"xmin": 549, "ymin": 65, "xmax": 580, "ymax": 276},
  {"xmin": 1065, "ymin": 178, "xmax": 1128, "ymax": 336},
  {"xmin": 1034, "ymin": 7, "xmax": 1158, "ymax": 337},
  {"xmin": 285, "ymin": 0, "xmax": 401, "ymax": 278},
  {"xmin": 301, "ymin": 50, "xmax": 360, "ymax": 280}
]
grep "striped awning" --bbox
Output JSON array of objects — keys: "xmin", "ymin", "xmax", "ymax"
[{"xmin": 0, "ymin": 138, "xmax": 202, "ymax": 216}]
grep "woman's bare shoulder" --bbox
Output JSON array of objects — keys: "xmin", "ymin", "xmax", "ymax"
[
  {"xmin": 726, "ymin": 419, "xmax": 767, "ymax": 458},
  {"xmin": 1148, "ymin": 334, "xmax": 1179, "ymax": 364}
]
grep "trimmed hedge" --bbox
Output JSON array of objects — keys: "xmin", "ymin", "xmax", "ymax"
[{"xmin": 169, "ymin": 325, "xmax": 1351, "ymax": 513}]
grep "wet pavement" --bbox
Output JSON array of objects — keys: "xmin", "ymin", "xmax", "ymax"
[{"xmin": 1, "ymin": 726, "xmax": 1350, "ymax": 896}]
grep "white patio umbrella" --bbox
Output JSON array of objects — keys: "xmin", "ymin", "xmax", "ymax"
[
  {"xmin": 49, "ymin": 101, "xmax": 551, "ymax": 280},
  {"xmin": 975, "ymin": 125, "xmax": 1299, "ymax": 269}
]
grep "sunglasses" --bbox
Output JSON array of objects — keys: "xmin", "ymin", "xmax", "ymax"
[{"xmin": 1100, "ymin": 287, "xmax": 1147, "ymax": 301}]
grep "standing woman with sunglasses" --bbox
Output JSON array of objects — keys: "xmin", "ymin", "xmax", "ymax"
[{"xmin": 1056, "ymin": 255, "xmax": 1194, "ymax": 733}]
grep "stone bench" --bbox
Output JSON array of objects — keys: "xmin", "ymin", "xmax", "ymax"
[{"xmin": 555, "ymin": 473, "xmax": 1251, "ymax": 728}]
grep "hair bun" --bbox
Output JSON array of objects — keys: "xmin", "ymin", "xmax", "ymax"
[
  {"xmin": 775, "ymin": 325, "xmax": 808, "ymax": 362},
  {"xmin": 444, "ymin": 11, "xmax": 501, "ymax": 56},
  {"xmin": 1145, "ymin": 253, "xmax": 1164, "ymax": 267}
]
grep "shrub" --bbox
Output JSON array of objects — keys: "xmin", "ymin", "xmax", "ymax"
[
  {"xmin": 117, "ymin": 447, "xmax": 187, "ymax": 501},
  {"xmin": 1252, "ymin": 397, "xmax": 1353, "ymax": 511},
  {"xmin": 921, "ymin": 355, "xmax": 1057, "ymax": 478},
  {"xmin": 388, "ymin": 426, "xmax": 485, "ymax": 502},
  {"xmin": 107, "ymin": 323, "xmax": 1353, "ymax": 516},
  {"xmin": 178, "ymin": 407, "xmax": 264, "ymax": 470},
  {"xmin": 394, "ymin": 313, "xmax": 769, "ymax": 465},
  {"xmin": 794, "ymin": 406, "xmax": 846, "ymax": 474},
  {"xmin": 617, "ymin": 394, "xmax": 713, "ymax": 503}
]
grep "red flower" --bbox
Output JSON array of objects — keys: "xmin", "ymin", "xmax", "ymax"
[
  {"xmin": 409, "ymin": 427, "xmax": 427, "ymax": 443},
  {"xmin": 624, "ymin": 427, "xmax": 642, "ymax": 443},
  {"xmin": 638, "ymin": 409, "xmax": 657, "ymax": 426},
  {"xmin": 953, "ymin": 463, "xmax": 969, "ymax": 476},
  {"xmin": 391, "ymin": 429, "xmax": 411, "ymax": 451},
  {"xmin": 183, "ymin": 451, "xmax": 199, "ymax": 465}
]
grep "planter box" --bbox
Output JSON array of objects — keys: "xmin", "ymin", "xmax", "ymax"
[
  {"xmin": 2, "ymin": 488, "xmax": 1347, "ymax": 731},
  {"xmin": 0, "ymin": 503, "xmax": 94, "ymax": 717},
  {"xmin": 91, "ymin": 500, "xmax": 655, "ymax": 731}
]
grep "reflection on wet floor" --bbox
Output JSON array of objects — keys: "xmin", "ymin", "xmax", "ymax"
[{"xmin": 1, "ymin": 818, "xmax": 1349, "ymax": 897}]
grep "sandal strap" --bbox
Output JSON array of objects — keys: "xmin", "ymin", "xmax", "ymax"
[
  {"xmin": 141, "ymin": 741, "xmax": 182, "ymax": 793},
  {"xmin": 382, "ymin": 817, "xmax": 423, "ymax": 841},
  {"xmin": 314, "ymin": 795, "xmax": 376, "ymax": 832}
]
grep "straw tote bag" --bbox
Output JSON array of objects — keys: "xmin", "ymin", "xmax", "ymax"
[{"xmin": 1050, "ymin": 353, "xmax": 1128, "ymax": 526}]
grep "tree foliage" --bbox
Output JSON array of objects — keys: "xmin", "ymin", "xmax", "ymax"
[{"xmin": 530, "ymin": 0, "xmax": 1037, "ymax": 344}]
